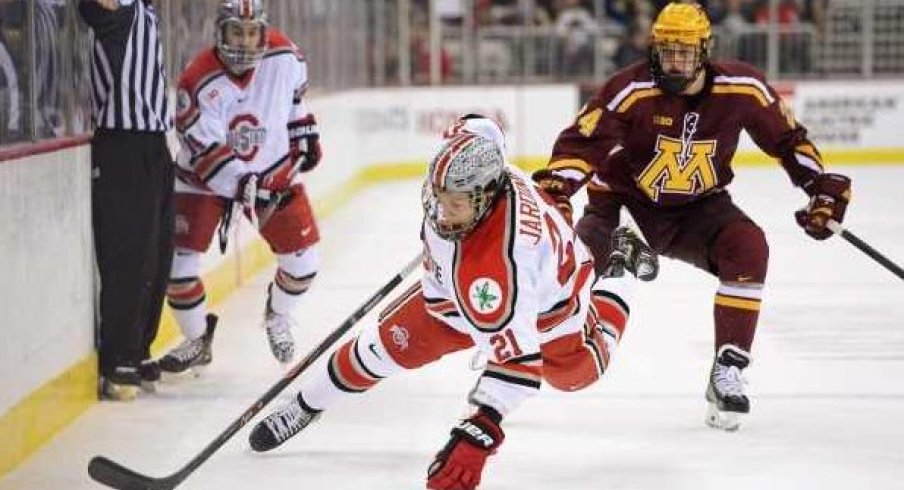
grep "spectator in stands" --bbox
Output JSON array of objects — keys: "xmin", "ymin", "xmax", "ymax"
[
  {"xmin": 34, "ymin": 0, "xmax": 63, "ymax": 138},
  {"xmin": 555, "ymin": 0, "xmax": 598, "ymax": 77},
  {"xmin": 719, "ymin": 0, "xmax": 753, "ymax": 31},
  {"xmin": 613, "ymin": 17, "xmax": 651, "ymax": 69},
  {"xmin": 605, "ymin": 0, "xmax": 644, "ymax": 25},
  {"xmin": 752, "ymin": 0, "xmax": 809, "ymax": 74},
  {"xmin": 411, "ymin": 18, "xmax": 454, "ymax": 84},
  {"xmin": 801, "ymin": 0, "xmax": 827, "ymax": 36},
  {"xmin": 752, "ymin": 0, "xmax": 800, "ymax": 24},
  {"xmin": 0, "ymin": 35, "xmax": 21, "ymax": 142}
]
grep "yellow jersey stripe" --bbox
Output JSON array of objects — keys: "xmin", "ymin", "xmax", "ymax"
[
  {"xmin": 711, "ymin": 84, "xmax": 771, "ymax": 107},
  {"xmin": 715, "ymin": 294, "xmax": 762, "ymax": 311},
  {"xmin": 549, "ymin": 158, "xmax": 593, "ymax": 174},
  {"xmin": 615, "ymin": 88, "xmax": 663, "ymax": 113}
]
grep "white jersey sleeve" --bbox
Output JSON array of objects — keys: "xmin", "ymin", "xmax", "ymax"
[{"xmin": 174, "ymin": 50, "xmax": 246, "ymax": 198}]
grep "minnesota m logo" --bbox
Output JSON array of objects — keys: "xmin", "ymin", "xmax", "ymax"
[{"xmin": 637, "ymin": 135, "xmax": 718, "ymax": 201}]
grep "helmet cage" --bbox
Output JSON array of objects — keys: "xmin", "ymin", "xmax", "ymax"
[
  {"xmin": 215, "ymin": 0, "xmax": 268, "ymax": 74},
  {"xmin": 649, "ymin": 40, "xmax": 708, "ymax": 93},
  {"xmin": 422, "ymin": 134, "xmax": 507, "ymax": 241}
]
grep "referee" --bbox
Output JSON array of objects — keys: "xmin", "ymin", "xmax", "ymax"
[{"xmin": 79, "ymin": 0, "xmax": 173, "ymax": 401}]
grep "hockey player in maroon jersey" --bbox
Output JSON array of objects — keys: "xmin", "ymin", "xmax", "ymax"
[
  {"xmin": 533, "ymin": 2, "xmax": 852, "ymax": 431},
  {"xmin": 246, "ymin": 115, "xmax": 658, "ymax": 490}
]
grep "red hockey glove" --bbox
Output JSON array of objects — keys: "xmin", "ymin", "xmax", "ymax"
[
  {"xmin": 426, "ymin": 406, "xmax": 504, "ymax": 490},
  {"xmin": 532, "ymin": 169, "xmax": 575, "ymax": 224},
  {"xmin": 795, "ymin": 173, "xmax": 851, "ymax": 240},
  {"xmin": 288, "ymin": 115, "xmax": 322, "ymax": 172}
]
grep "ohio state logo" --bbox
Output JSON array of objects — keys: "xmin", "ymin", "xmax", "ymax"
[{"xmin": 228, "ymin": 114, "xmax": 267, "ymax": 162}]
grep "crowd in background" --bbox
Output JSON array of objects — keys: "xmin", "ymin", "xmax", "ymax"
[{"xmin": 410, "ymin": 0, "xmax": 829, "ymax": 82}]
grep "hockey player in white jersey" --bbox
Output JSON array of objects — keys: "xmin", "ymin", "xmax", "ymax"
[
  {"xmin": 247, "ymin": 115, "xmax": 658, "ymax": 490},
  {"xmin": 161, "ymin": 0, "xmax": 322, "ymax": 371}
]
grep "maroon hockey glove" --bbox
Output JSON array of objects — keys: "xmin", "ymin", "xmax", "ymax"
[
  {"xmin": 532, "ymin": 169, "xmax": 575, "ymax": 224},
  {"xmin": 288, "ymin": 115, "xmax": 322, "ymax": 172},
  {"xmin": 426, "ymin": 406, "xmax": 504, "ymax": 490},
  {"xmin": 795, "ymin": 173, "xmax": 851, "ymax": 240}
]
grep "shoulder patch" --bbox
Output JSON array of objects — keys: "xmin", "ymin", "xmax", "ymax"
[{"xmin": 453, "ymin": 193, "xmax": 517, "ymax": 332}]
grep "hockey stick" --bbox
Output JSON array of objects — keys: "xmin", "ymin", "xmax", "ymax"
[
  {"xmin": 216, "ymin": 188, "xmax": 288, "ymax": 253},
  {"xmin": 827, "ymin": 220, "xmax": 904, "ymax": 280},
  {"xmin": 88, "ymin": 252, "xmax": 425, "ymax": 490}
]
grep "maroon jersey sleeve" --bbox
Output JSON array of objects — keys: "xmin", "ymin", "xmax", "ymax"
[
  {"xmin": 546, "ymin": 64, "xmax": 645, "ymax": 196},
  {"xmin": 722, "ymin": 62, "xmax": 824, "ymax": 188}
]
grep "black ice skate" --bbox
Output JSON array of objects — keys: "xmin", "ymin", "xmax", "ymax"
[
  {"xmin": 705, "ymin": 344, "xmax": 751, "ymax": 431},
  {"xmin": 138, "ymin": 359, "xmax": 161, "ymax": 393},
  {"xmin": 249, "ymin": 394, "xmax": 321, "ymax": 452},
  {"xmin": 601, "ymin": 226, "xmax": 659, "ymax": 281},
  {"xmin": 159, "ymin": 314, "xmax": 218, "ymax": 374},
  {"xmin": 101, "ymin": 366, "xmax": 141, "ymax": 402}
]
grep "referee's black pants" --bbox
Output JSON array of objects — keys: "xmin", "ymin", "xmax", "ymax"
[{"xmin": 91, "ymin": 129, "xmax": 174, "ymax": 377}]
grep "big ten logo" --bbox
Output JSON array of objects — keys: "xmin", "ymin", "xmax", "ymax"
[
  {"xmin": 416, "ymin": 109, "xmax": 509, "ymax": 136},
  {"xmin": 228, "ymin": 114, "xmax": 267, "ymax": 162},
  {"xmin": 637, "ymin": 135, "xmax": 718, "ymax": 201}
]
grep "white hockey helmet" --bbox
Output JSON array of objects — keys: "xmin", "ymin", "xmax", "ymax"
[
  {"xmin": 215, "ymin": 0, "xmax": 268, "ymax": 74},
  {"xmin": 422, "ymin": 131, "xmax": 508, "ymax": 241}
]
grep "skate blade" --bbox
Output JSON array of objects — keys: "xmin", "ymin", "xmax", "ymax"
[
  {"xmin": 160, "ymin": 364, "xmax": 209, "ymax": 380},
  {"xmin": 139, "ymin": 380, "xmax": 157, "ymax": 393},
  {"xmin": 705, "ymin": 402, "xmax": 742, "ymax": 432}
]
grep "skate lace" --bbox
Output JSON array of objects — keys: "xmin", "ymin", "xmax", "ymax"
[
  {"xmin": 167, "ymin": 338, "xmax": 203, "ymax": 363},
  {"xmin": 264, "ymin": 400, "xmax": 313, "ymax": 443},
  {"xmin": 265, "ymin": 314, "xmax": 295, "ymax": 346},
  {"xmin": 713, "ymin": 364, "xmax": 746, "ymax": 398}
]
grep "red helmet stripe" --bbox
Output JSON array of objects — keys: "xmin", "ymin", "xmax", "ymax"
[
  {"xmin": 432, "ymin": 133, "xmax": 477, "ymax": 189},
  {"xmin": 240, "ymin": 0, "xmax": 250, "ymax": 19}
]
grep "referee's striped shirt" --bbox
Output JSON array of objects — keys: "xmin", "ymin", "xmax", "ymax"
[{"xmin": 79, "ymin": 0, "xmax": 171, "ymax": 132}]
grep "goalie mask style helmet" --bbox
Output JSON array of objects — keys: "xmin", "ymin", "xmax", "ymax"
[
  {"xmin": 215, "ymin": 0, "xmax": 268, "ymax": 74},
  {"xmin": 649, "ymin": 2, "xmax": 712, "ymax": 95},
  {"xmin": 423, "ymin": 133, "xmax": 508, "ymax": 241}
]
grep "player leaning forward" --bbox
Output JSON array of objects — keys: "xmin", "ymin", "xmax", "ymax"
[
  {"xmin": 247, "ymin": 115, "xmax": 658, "ymax": 489},
  {"xmin": 161, "ymin": 0, "xmax": 323, "ymax": 371},
  {"xmin": 534, "ymin": 2, "xmax": 853, "ymax": 430}
]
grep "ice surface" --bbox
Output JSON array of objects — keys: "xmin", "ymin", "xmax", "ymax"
[{"xmin": 2, "ymin": 166, "xmax": 902, "ymax": 490}]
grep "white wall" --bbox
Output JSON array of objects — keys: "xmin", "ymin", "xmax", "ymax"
[
  {"xmin": 305, "ymin": 84, "xmax": 579, "ymax": 199},
  {"xmin": 0, "ymin": 147, "xmax": 94, "ymax": 412}
]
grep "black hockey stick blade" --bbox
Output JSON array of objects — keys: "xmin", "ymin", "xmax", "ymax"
[
  {"xmin": 88, "ymin": 456, "xmax": 181, "ymax": 490},
  {"xmin": 87, "ymin": 253, "xmax": 424, "ymax": 489},
  {"xmin": 828, "ymin": 220, "xmax": 904, "ymax": 280}
]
